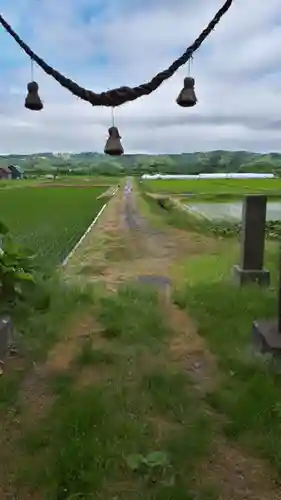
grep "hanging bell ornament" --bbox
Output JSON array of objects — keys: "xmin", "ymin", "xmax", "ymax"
[
  {"xmin": 104, "ymin": 126, "xmax": 124, "ymax": 156},
  {"xmin": 25, "ymin": 81, "xmax": 43, "ymax": 111},
  {"xmin": 176, "ymin": 77, "xmax": 197, "ymax": 108}
]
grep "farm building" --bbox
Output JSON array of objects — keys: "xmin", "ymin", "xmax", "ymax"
[
  {"xmin": 8, "ymin": 164, "xmax": 23, "ymax": 179},
  {"xmin": 0, "ymin": 167, "xmax": 12, "ymax": 180},
  {"xmin": 141, "ymin": 173, "xmax": 275, "ymax": 180}
]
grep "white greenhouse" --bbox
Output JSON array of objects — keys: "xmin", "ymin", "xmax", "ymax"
[{"xmin": 141, "ymin": 173, "xmax": 275, "ymax": 180}]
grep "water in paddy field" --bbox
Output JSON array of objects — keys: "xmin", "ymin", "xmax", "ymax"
[{"xmin": 185, "ymin": 201, "xmax": 281, "ymax": 221}]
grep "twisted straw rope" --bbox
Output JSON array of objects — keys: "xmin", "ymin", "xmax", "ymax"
[{"xmin": 0, "ymin": 0, "xmax": 233, "ymax": 107}]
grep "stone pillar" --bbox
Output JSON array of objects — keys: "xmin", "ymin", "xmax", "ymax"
[{"xmin": 233, "ymin": 195, "xmax": 270, "ymax": 286}]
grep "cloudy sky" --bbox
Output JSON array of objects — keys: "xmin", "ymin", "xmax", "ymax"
[{"xmin": 0, "ymin": 0, "xmax": 281, "ymax": 154}]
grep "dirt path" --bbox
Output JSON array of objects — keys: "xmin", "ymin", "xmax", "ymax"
[
  {"xmin": 2, "ymin": 179, "xmax": 280, "ymax": 499},
  {"xmin": 63, "ymin": 177, "xmax": 216, "ymax": 288},
  {"xmin": 62, "ymin": 178, "xmax": 281, "ymax": 499}
]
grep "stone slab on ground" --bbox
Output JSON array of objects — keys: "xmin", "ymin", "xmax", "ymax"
[
  {"xmin": 137, "ymin": 275, "xmax": 172, "ymax": 301},
  {"xmin": 252, "ymin": 319, "xmax": 281, "ymax": 356},
  {"xmin": 137, "ymin": 274, "xmax": 172, "ymax": 289}
]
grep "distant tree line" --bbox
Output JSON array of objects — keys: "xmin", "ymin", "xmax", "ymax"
[{"xmin": 1, "ymin": 150, "xmax": 280, "ymax": 177}]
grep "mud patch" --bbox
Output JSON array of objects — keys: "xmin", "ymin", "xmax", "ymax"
[
  {"xmin": 75, "ymin": 364, "xmax": 111, "ymax": 389},
  {"xmin": 18, "ymin": 312, "xmax": 100, "ymax": 424},
  {"xmin": 45, "ymin": 313, "xmax": 97, "ymax": 373},
  {"xmin": 147, "ymin": 415, "xmax": 180, "ymax": 443},
  {"xmin": 199, "ymin": 438, "xmax": 281, "ymax": 500},
  {"xmin": 19, "ymin": 365, "xmax": 55, "ymax": 421},
  {"xmin": 167, "ymin": 303, "xmax": 219, "ymax": 393}
]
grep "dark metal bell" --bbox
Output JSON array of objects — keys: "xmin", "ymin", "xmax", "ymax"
[
  {"xmin": 176, "ymin": 77, "xmax": 197, "ymax": 108},
  {"xmin": 104, "ymin": 126, "xmax": 124, "ymax": 156},
  {"xmin": 25, "ymin": 81, "xmax": 43, "ymax": 111}
]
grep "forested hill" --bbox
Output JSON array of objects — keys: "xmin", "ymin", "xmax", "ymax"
[{"xmin": 1, "ymin": 150, "xmax": 281, "ymax": 175}]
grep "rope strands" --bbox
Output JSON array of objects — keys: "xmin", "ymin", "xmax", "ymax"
[
  {"xmin": 0, "ymin": 1, "xmax": 234, "ymax": 155},
  {"xmin": 0, "ymin": 0, "xmax": 233, "ymax": 108}
]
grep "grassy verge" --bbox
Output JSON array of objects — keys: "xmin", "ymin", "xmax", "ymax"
[
  {"xmin": 139, "ymin": 182, "xmax": 281, "ymax": 479},
  {"xmin": 173, "ymin": 233, "xmax": 281, "ymax": 476},
  {"xmin": 140, "ymin": 190, "xmax": 281, "ymax": 240}
]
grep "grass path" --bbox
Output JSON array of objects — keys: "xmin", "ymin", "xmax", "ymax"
[{"xmin": 1, "ymin": 180, "xmax": 281, "ymax": 499}]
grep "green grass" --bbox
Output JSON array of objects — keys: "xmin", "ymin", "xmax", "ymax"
[
  {"xmin": 3, "ymin": 182, "xmax": 281, "ymax": 497},
  {"xmin": 0, "ymin": 276, "xmax": 94, "ymax": 412},
  {"xmin": 75, "ymin": 340, "xmax": 116, "ymax": 367},
  {"xmin": 23, "ymin": 383, "xmax": 212, "ymax": 500},
  {"xmin": 139, "ymin": 185, "xmax": 281, "ymax": 480},
  {"xmin": 96, "ymin": 283, "xmax": 171, "ymax": 344},
  {"xmin": 40, "ymin": 175, "xmax": 120, "ymax": 185},
  {"xmin": 144, "ymin": 178, "xmax": 281, "ymax": 195},
  {"xmin": 174, "ymin": 242, "xmax": 281, "ymax": 475},
  {"xmin": 16, "ymin": 283, "xmax": 218, "ymax": 499},
  {"xmin": 0, "ymin": 187, "xmax": 107, "ymax": 267},
  {"xmin": 0, "ymin": 179, "xmax": 39, "ymax": 188}
]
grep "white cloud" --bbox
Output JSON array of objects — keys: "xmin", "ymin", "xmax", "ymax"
[{"xmin": 0, "ymin": 0, "xmax": 281, "ymax": 154}]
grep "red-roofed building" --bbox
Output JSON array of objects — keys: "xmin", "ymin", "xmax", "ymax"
[{"xmin": 0, "ymin": 167, "xmax": 12, "ymax": 180}]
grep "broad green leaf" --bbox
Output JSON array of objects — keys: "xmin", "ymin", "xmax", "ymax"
[
  {"xmin": 125, "ymin": 454, "xmax": 145, "ymax": 471},
  {"xmin": 14, "ymin": 271, "xmax": 36, "ymax": 282},
  {"xmin": 144, "ymin": 451, "xmax": 169, "ymax": 468}
]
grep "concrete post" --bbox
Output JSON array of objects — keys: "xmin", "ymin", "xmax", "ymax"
[{"xmin": 233, "ymin": 195, "xmax": 270, "ymax": 286}]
